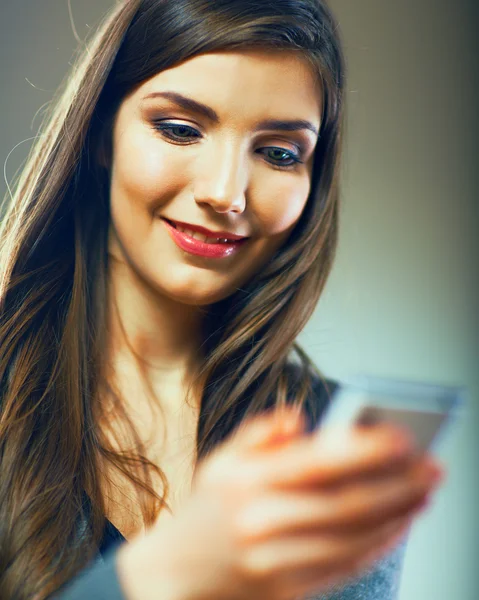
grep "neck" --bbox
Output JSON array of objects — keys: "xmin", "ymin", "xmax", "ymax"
[{"xmin": 102, "ymin": 254, "xmax": 207, "ymax": 418}]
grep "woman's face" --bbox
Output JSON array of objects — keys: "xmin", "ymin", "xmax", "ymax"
[{"xmin": 106, "ymin": 49, "xmax": 322, "ymax": 305}]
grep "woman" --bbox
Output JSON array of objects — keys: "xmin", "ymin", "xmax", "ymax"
[{"xmin": 0, "ymin": 1, "xmax": 444, "ymax": 599}]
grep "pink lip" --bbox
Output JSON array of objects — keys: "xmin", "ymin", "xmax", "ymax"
[{"xmin": 162, "ymin": 218, "xmax": 249, "ymax": 258}]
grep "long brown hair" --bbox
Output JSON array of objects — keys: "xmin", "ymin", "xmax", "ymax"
[{"xmin": 0, "ymin": 0, "xmax": 346, "ymax": 597}]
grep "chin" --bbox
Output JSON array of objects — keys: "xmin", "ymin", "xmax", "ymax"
[{"xmin": 150, "ymin": 277, "xmax": 237, "ymax": 307}]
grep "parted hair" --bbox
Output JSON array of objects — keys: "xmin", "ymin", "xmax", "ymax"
[{"xmin": 0, "ymin": 1, "xmax": 346, "ymax": 597}]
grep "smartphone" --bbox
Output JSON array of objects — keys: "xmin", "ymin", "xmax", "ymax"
[{"xmin": 316, "ymin": 374, "xmax": 468, "ymax": 454}]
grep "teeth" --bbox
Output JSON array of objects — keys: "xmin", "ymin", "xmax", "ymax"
[{"xmin": 176, "ymin": 225, "xmax": 232, "ymax": 244}]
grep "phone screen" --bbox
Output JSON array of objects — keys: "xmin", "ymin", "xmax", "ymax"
[{"xmin": 317, "ymin": 374, "xmax": 467, "ymax": 453}]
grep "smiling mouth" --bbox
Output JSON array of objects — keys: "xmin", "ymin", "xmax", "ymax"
[
  {"xmin": 160, "ymin": 217, "xmax": 250, "ymax": 259},
  {"xmin": 162, "ymin": 218, "xmax": 247, "ymax": 243}
]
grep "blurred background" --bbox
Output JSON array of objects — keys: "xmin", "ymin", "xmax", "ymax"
[{"xmin": 1, "ymin": 1, "xmax": 477, "ymax": 598}]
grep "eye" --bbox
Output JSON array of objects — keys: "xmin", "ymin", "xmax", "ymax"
[
  {"xmin": 154, "ymin": 122, "xmax": 201, "ymax": 141},
  {"xmin": 258, "ymin": 147, "xmax": 303, "ymax": 169},
  {"xmin": 151, "ymin": 121, "xmax": 304, "ymax": 170}
]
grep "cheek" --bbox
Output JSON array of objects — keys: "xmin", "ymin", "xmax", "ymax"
[
  {"xmin": 111, "ymin": 124, "xmax": 187, "ymax": 211},
  {"xmin": 242, "ymin": 177, "xmax": 310, "ymax": 271},
  {"xmin": 255, "ymin": 176, "xmax": 310, "ymax": 235}
]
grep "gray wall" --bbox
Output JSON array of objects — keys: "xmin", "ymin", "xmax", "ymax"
[{"xmin": 1, "ymin": 1, "xmax": 477, "ymax": 598}]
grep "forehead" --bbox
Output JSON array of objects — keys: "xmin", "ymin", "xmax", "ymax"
[{"xmin": 126, "ymin": 49, "xmax": 323, "ymax": 123}]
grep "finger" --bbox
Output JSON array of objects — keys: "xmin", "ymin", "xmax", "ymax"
[
  {"xmin": 235, "ymin": 464, "xmax": 436, "ymax": 544},
  {"xmin": 309, "ymin": 520, "xmax": 412, "ymax": 599},
  {"xmin": 334, "ymin": 514, "xmax": 414, "ymax": 583},
  {"xmin": 276, "ymin": 513, "xmax": 414, "ymax": 599},
  {"xmin": 240, "ymin": 506, "xmax": 414, "ymax": 586},
  {"xmin": 233, "ymin": 405, "xmax": 306, "ymax": 453},
  {"xmin": 258, "ymin": 423, "xmax": 422, "ymax": 489},
  {"xmin": 322, "ymin": 457, "xmax": 442, "ymax": 530}
]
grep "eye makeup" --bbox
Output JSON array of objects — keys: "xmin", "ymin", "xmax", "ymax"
[{"xmin": 150, "ymin": 118, "xmax": 306, "ymax": 171}]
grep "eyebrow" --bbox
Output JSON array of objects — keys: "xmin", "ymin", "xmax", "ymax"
[{"xmin": 142, "ymin": 91, "xmax": 320, "ymax": 137}]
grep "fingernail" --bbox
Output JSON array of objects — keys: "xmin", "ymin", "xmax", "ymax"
[
  {"xmin": 427, "ymin": 463, "xmax": 444, "ymax": 483},
  {"xmin": 431, "ymin": 469, "xmax": 445, "ymax": 486}
]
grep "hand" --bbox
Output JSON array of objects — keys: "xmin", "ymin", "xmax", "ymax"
[{"xmin": 117, "ymin": 406, "xmax": 445, "ymax": 600}]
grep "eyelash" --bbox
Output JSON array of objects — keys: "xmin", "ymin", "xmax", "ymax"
[{"xmin": 151, "ymin": 121, "xmax": 304, "ymax": 170}]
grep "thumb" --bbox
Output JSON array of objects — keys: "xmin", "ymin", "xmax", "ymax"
[{"xmin": 235, "ymin": 404, "xmax": 306, "ymax": 452}]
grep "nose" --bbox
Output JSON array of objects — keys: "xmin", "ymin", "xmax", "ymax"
[{"xmin": 193, "ymin": 143, "xmax": 247, "ymax": 214}]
